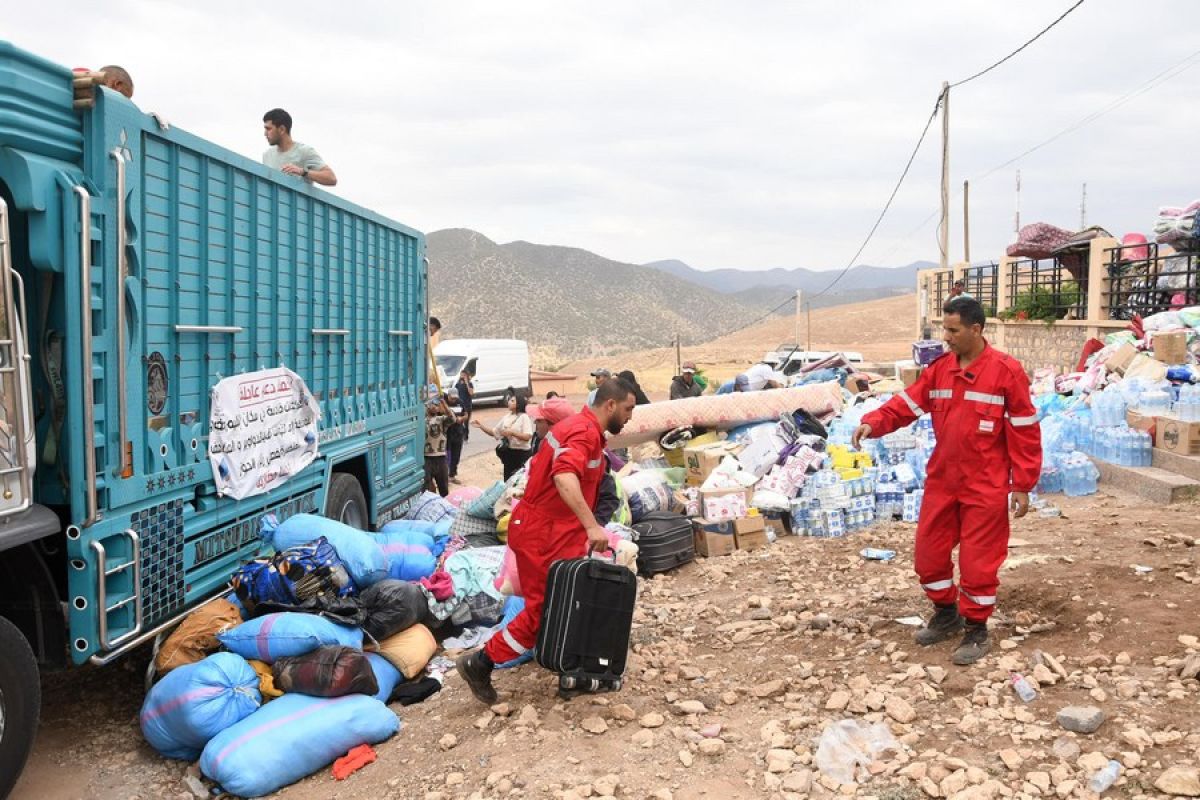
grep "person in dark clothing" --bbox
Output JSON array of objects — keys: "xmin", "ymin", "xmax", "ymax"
[
  {"xmin": 424, "ymin": 398, "xmax": 453, "ymax": 496},
  {"xmin": 617, "ymin": 370, "xmax": 651, "ymax": 405},
  {"xmin": 445, "ymin": 390, "xmax": 467, "ymax": 484},
  {"xmin": 670, "ymin": 361, "xmax": 704, "ymax": 400},
  {"xmin": 455, "ymin": 369, "xmax": 475, "ymax": 441}
]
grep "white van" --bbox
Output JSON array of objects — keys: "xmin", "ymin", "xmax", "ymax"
[{"xmin": 434, "ymin": 339, "xmax": 532, "ymax": 406}]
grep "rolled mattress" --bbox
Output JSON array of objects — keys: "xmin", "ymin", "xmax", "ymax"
[{"xmin": 607, "ymin": 381, "xmax": 845, "ymax": 447}]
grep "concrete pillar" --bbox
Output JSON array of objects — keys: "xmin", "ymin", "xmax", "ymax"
[{"xmin": 1086, "ymin": 237, "xmax": 1119, "ymax": 321}]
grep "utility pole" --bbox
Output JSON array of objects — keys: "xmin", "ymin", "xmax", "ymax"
[
  {"xmin": 674, "ymin": 331, "xmax": 681, "ymax": 374},
  {"xmin": 963, "ymin": 179, "xmax": 971, "ymax": 264},
  {"xmin": 806, "ymin": 301, "xmax": 812, "ymax": 356},
  {"xmin": 795, "ymin": 289, "xmax": 802, "ymax": 350},
  {"xmin": 1080, "ymin": 182, "xmax": 1087, "ymax": 228},
  {"xmin": 939, "ymin": 81, "xmax": 950, "ymax": 271},
  {"xmin": 1015, "ymin": 170, "xmax": 1022, "ymax": 234}
]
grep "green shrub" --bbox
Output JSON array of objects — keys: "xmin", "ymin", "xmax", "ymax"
[{"xmin": 999, "ymin": 281, "xmax": 1081, "ymax": 322}]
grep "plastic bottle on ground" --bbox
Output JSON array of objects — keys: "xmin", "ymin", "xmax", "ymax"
[
  {"xmin": 1089, "ymin": 760, "xmax": 1122, "ymax": 793},
  {"xmin": 1011, "ymin": 673, "xmax": 1037, "ymax": 702}
]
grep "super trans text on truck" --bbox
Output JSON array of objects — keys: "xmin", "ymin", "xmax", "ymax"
[{"xmin": 0, "ymin": 43, "xmax": 428, "ymax": 794}]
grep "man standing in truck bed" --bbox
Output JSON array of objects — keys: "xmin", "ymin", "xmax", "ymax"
[
  {"xmin": 852, "ymin": 296, "xmax": 1041, "ymax": 666},
  {"xmin": 262, "ymin": 108, "xmax": 338, "ymax": 187}
]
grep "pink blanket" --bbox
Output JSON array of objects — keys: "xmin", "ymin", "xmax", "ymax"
[{"xmin": 607, "ymin": 382, "xmax": 844, "ymax": 447}]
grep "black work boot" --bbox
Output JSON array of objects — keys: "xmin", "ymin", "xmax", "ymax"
[
  {"xmin": 456, "ymin": 649, "xmax": 498, "ymax": 705},
  {"xmin": 914, "ymin": 604, "xmax": 965, "ymax": 646},
  {"xmin": 952, "ymin": 621, "xmax": 990, "ymax": 666}
]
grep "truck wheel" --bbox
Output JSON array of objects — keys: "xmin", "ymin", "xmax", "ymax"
[
  {"xmin": 325, "ymin": 473, "xmax": 368, "ymax": 530},
  {"xmin": 0, "ymin": 616, "xmax": 39, "ymax": 799}
]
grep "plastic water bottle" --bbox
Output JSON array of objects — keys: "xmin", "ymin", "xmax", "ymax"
[
  {"xmin": 1089, "ymin": 760, "xmax": 1122, "ymax": 793},
  {"xmin": 1139, "ymin": 429, "xmax": 1153, "ymax": 466},
  {"xmin": 1011, "ymin": 672, "xmax": 1037, "ymax": 702}
]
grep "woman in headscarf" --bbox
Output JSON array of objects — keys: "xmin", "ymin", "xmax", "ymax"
[{"xmin": 617, "ymin": 370, "xmax": 651, "ymax": 405}]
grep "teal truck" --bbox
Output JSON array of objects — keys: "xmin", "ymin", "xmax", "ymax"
[{"xmin": 0, "ymin": 43, "xmax": 428, "ymax": 792}]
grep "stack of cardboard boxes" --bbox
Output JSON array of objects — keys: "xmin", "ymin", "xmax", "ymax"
[
  {"xmin": 683, "ymin": 440, "xmax": 771, "ymax": 557},
  {"xmin": 1119, "ymin": 333, "xmax": 1200, "ymax": 456}
]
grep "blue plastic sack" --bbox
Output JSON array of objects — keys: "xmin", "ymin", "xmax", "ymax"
[
  {"xmin": 366, "ymin": 652, "xmax": 401, "ymax": 704},
  {"xmin": 217, "ymin": 612, "xmax": 363, "ymax": 663},
  {"xmin": 374, "ymin": 526, "xmax": 437, "ymax": 581},
  {"xmin": 200, "ymin": 693, "xmax": 400, "ymax": 797},
  {"xmin": 431, "ymin": 518, "xmax": 453, "ymax": 556},
  {"xmin": 140, "ymin": 652, "xmax": 261, "ymax": 760},
  {"xmin": 260, "ymin": 513, "xmax": 388, "ymax": 587}
]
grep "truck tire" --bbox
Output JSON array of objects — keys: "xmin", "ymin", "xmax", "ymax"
[
  {"xmin": 325, "ymin": 473, "xmax": 368, "ymax": 530},
  {"xmin": 0, "ymin": 615, "xmax": 39, "ymax": 800}
]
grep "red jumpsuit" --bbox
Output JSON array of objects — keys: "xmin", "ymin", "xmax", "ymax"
[
  {"xmin": 862, "ymin": 343, "xmax": 1042, "ymax": 622},
  {"xmin": 484, "ymin": 407, "xmax": 607, "ymax": 664}
]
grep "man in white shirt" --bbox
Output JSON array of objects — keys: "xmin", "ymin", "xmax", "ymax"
[
  {"xmin": 262, "ymin": 108, "xmax": 337, "ymax": 187},
  {"xmin": 734, "ymin": 362, "xmax": 787, "ymax": 392}
]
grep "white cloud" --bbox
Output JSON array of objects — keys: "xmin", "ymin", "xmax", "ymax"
[{"xmin": 7, "ymin": 0, "xmax": 1197, "ymax": 270}]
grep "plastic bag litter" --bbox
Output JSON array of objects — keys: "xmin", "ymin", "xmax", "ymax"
[
  {"xmin": 260, "ymin": 513, "xmax": 388, "ymax": 587},
  {"xmin": 140, "ymin": 652, "xmax": 261, "ymax": 760},
  {"xmin": 272, "ymin": 645, "xmax": 379, "ymax": 698},
  {"xmin": 358, "ymin": 579, "xmax": 429, "ymax": 641},
  {"xmin": 815, "ymin": 719, "xmax": 900, "ymax": 785},
  {"xmin": 200, "ymin": 693, "xmax": 399, "ymax": 798}
]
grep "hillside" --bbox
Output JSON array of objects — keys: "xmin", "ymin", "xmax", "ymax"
[
  {"xmin": 561, "ymin": 292, "xmax": 917, "ymax": 392},
  {"xmin": 727, "ymin": 284, "xmax": 911, "ymax": 313},
  {"xmin": 644, "ymin": 258, "xmax": 933, "ymax": 295},
  {"xmin": 427, "ymin": 229, "xmax": 766, "ymax": 366}
]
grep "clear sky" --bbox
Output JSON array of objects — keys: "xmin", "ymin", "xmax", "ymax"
[{"xmin": 8, "ymin": 1, "xmax": 1198, "ymax": 271}]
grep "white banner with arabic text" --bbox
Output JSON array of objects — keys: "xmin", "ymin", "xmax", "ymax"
[{"xmin": 208, "ymin": 367, "xmax": 322, "ymax": 500}]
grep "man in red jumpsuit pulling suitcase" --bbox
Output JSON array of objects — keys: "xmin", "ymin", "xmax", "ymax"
[
  {"xmin": 458, "ymin": 379, "xmax": 637, "ymax": 703},
  {"xmin": 853, "ymin": 297, "xmax": 1042, "ymax": 665}
]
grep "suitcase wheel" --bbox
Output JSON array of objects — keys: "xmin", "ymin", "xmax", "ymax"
[
  {"xmin": 560, "ymin": 675, "xmax": 578, "ymax": 691},
  {"xmin": 608, "ymin": 678, "xmax": 622, "ymax": 691},
  {"xmin": 587, "ymin": 678, "xmax": 601, "ymax": 691}
]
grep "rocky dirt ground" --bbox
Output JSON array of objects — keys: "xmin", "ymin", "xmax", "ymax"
[{"xmin": 14, "ymin": 453, "xmax": 1200, "ymax": 800}]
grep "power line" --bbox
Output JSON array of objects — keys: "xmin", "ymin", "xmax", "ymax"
[
  {"xmin": 809, "ymin": 93, "xmax": 944, "ymax": 301},
  {"xmin": 869, "ymin": 46, "xmax": 1200, "ymax": 266},
  {"xmin": 949, "ymin": 0, "xmax": 1087, "ymax": 89}
]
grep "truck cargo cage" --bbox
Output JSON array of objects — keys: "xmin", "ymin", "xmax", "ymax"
[{"xmin": 0, "ymin": 197, "xmax": 35, "ymax": 518}]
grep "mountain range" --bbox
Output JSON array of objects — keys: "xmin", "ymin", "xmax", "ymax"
[{"xmin": 427, "ymin": 228, "xmax": 926, "ymax": 365}]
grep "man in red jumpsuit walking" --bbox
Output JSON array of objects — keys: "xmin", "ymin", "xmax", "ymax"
[
  {"xmin": 458, "ymin": 379, "xmax": 637, "ymax": 703},
  {"xmin": 852, "ymin": 297, "xmax": 1042, "ymax": 665}
]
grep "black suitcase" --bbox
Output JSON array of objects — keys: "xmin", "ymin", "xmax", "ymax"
[
  {"xmin": 535, "ymin": 557, "xmax": 636, "ymax": 692},
  {"xmin": 632, "ymin": 511, "xmax": 696, "ymax": 575}
]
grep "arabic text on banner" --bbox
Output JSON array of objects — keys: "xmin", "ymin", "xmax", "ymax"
[{"xmin": 208, "ymin": 367, "xmax": 322, "ymax": 500}]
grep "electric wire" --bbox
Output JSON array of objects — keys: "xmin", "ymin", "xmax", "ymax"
[{"xmin": 949, "ymin": 0, "xmax": 1087, "ymax": 89}]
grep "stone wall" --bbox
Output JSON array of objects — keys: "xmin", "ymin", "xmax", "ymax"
[{"xmin": 991, "ymin": 321, "xmax": 1091, "ymax": 373}]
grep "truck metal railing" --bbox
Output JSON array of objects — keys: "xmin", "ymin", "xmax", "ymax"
[
  {"xmin": 111, "ymin": 148, "xmax": 131, "ymax": 479},
  {"xmin": 1005, "ymin": 256, "xmax": 1087, "ymax": 321},
  {"xmin": 74, "ymin": 186, "xmax": 98, "ymax": 526},
  {"xmin": 1104, "ymin": 241, "xmax": 1200, "ymax": 320},
  {"xmin": 0, "ymin": 196, "xmax": 35, "ymax": 519}
]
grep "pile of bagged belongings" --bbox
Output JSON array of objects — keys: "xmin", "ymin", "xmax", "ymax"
[{"xmin": 138, "ymin": 485, "xmax": 562, "ymax": 796}]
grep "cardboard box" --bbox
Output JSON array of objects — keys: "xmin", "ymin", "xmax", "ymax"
[
  {"xmin": 692, "ymin": 519, "xmax": 736, "ymax": 557},
  {"xmin": 1156, "ymin": 415, "xmax": 1200, "ymax": 456},
  {"xmin": 1153, "ymin": 331, "xmax": 1188, "ymax": 366},
  {"xmin": 684, "ymin": 441, "xmax": 740, "ymax": 482},
  {"xmin": 700, "ymin": 486, "xmax": 751, "ymax": 521},
  {"xmin": 1126, "ymin": 410, "xmax": 1158, "ymax": 436},
  {"xmin": 1105, "ymin": 343, "xmax": 1138, "ymax": 375},
  {"xmin": 899, "ymin": 365, "xmax": 923, "ymax": 387},
  {"xmin": 734, "ymin": 515, "xmax": 768, "ymax": 550}
]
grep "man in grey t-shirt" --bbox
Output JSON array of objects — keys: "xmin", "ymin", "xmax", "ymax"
[{"xmin": 261, "ymin": 108, "xmax": 338, "ymax": 186}]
